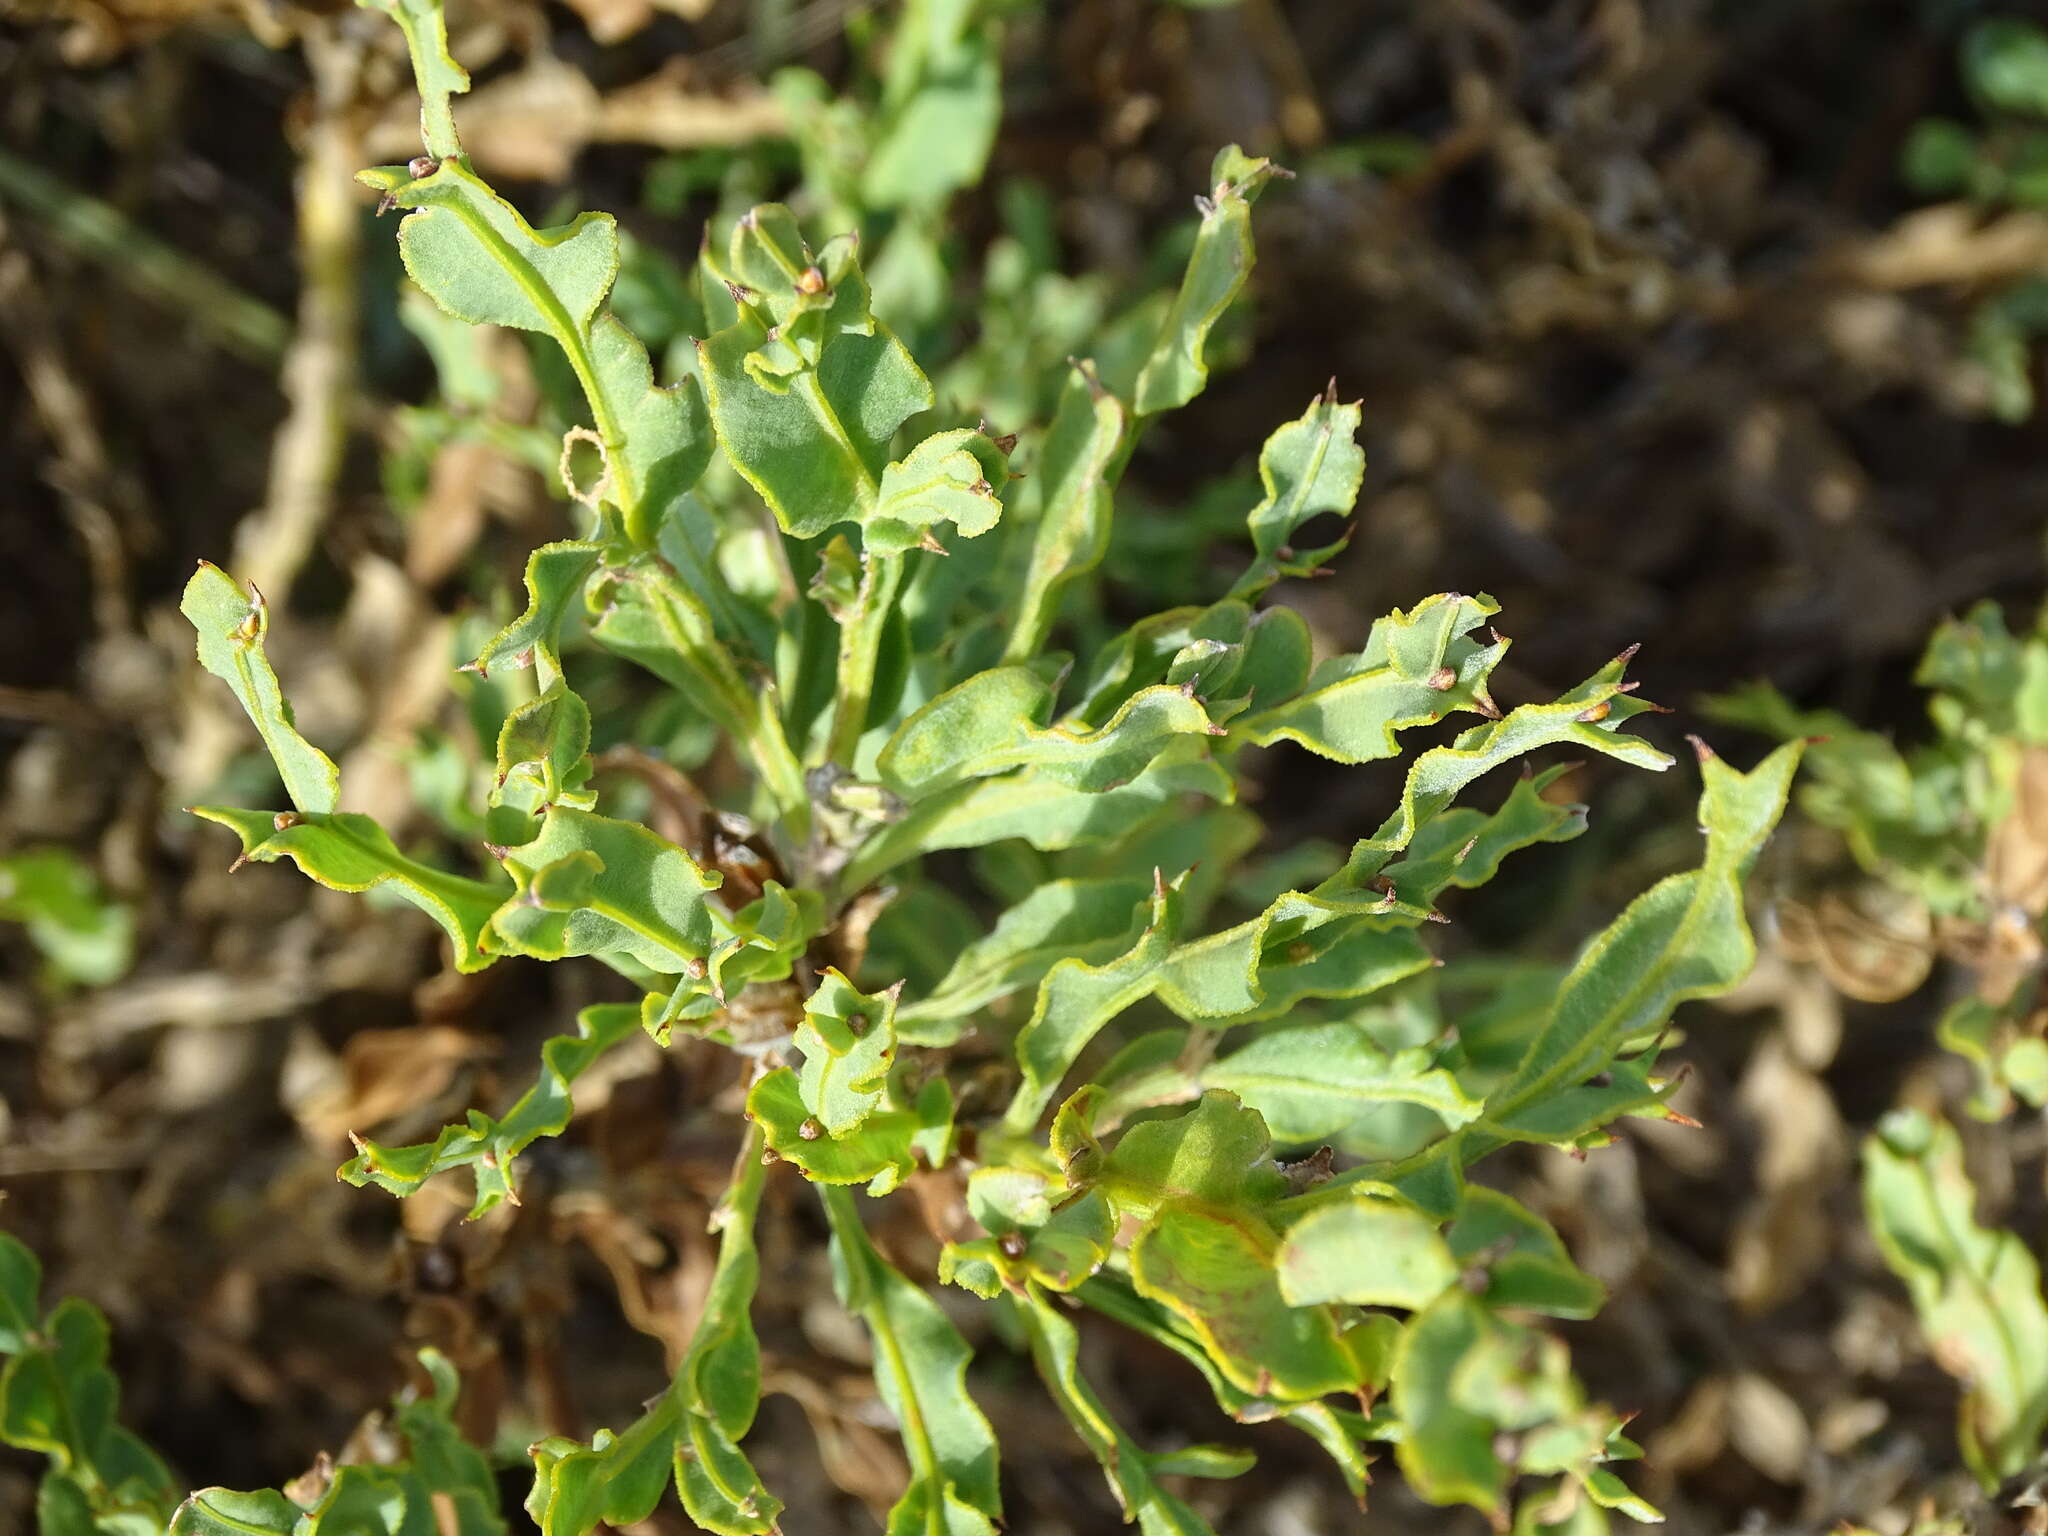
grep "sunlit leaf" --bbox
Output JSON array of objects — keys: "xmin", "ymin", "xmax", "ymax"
[
  {"xmin": 181, "ymin": 561, "xmax": 340, "ymax": 815},
  {"xmin": 190, "ymin": 805, "xmax": 505, "ymax": 973}
]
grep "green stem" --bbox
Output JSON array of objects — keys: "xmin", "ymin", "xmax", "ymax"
[
  {"xmin": 817, "ymin": 1185, "xmax": 945, "ymax": 1483},
  {"xmin": 823, "ymin": 553, "xmax": 905, "ymax": 769}
]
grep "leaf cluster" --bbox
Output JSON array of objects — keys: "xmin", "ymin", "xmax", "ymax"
[{"xmin": 164, "ymin": 0, "xmax": 1808, "ymax": 1528}]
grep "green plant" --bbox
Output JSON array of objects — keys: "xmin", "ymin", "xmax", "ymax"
[
  {"xmin": 1712, "ymin": 601, "xmax": 2048, "ymax": 1489},
  {"xmin": 1903, "ymin": 15, "xmax": 2048, "ymax": 420},
  {"xmin": 158, "ymin": 0, "xmax": 1804, "ymax": 1529}
]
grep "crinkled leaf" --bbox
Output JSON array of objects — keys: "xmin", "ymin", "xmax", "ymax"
[
  {"xmin": 675, "ymin": 1131, "xmax": 781, "ymax": 1535},
  {"xmin": 486, "ymin": 807, "xmax": 723, "ymax": 979},
  {"xmin": 1131, "ymin": 146, "xmax": 1282, "ymax": 417},
  {"xmin": 471, "ymin": 541, "xmax": 601, "ymax": 690},
  {"xmin": 1131, "ymin": 1204, "xmax": 1359, "ymax": 1401},
  {"xmin": 492, "ymin": 681, "xmax": 594, "ymax": 814},
  {"xmin": 1485, "ymin": 743, "xmax": 1801, "ymax": 1133},
  {"xmin": 838, "ymin": 742, "xmax": 1234, "ymax": 894},
  {"xmin": 1275, "ymin": 1192, "xmax": 1458, "ymax": 1309},
  {"xmin": 1002, "ymin": 365, "xmax": 1127, "ymax": 660},
  {"xmin": 797, "ymin": 970, "xmax": 900, "ymax": 1135},
  {"xmin": 359, "ymin": 161, "xmax": 709, "ymax": 547},
  {"xmin": 1447, "ymin": 1188, "xmax": 1603, "ymax": 1320},
  {"xmin": 698, "ymin": 208, "xmax": 933, "ymax": 540},
  {"xmin": 1202, "ymin": 1020, "xmax": 1480, "ymax": 1146},
  {"xmin": 1004, "ymin": 876, "xmax": 1182, "ymax": 1131},
  {"xmin": 355, "ymin": 0, "xmax": 469, "ymax": 156},
  {"xmin": 867, "ymin": 427, "xmax": 1009, "ymax": 557},
  {"xmin": 181, "ymin": 561, "xmax": 340, "ymax": 815},
  {"xmin": 747, "ymin": 1068, "xmax": 918, "ymax": 1194},
  {"xmin": 882, "ymin": 669, "xmax": 1220, "ymax": 801},
  {"xmin": 190, "ymin": 806, "xmax": 505, "ymax": 973},
  {"xmin": 341, "ymin": 1003, "xmax": 639, "ymax": 1217},
  {"xmin": 1228, "ymin": 390, "xmax": 1364, "ymax": 599}
]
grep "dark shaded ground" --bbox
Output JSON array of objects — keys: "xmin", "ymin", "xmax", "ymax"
[{"xmin": 2, "ymin": 0, "xmax": 2046, "ymax": 1531}]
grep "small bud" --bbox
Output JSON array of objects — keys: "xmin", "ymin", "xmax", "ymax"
[
  {"xmin": 795, "ymin": 265, "xmax": 826, "ymax": 295},
  {"xmin": 273, "ymin": 811, "xmax": 303, "ymax": 832},
  {"xmin": 846, "ymin": 1011, "xmax": 869, "ymax": 1037},
  {"xmin": 1575, "ymin": 700, "xmax": 1611, "ymax": 724},
  {"xmin": 992, "ymin": 431, "xmax": 1019, "ymax": 455},
  {"xmin": 798, "ymin": 1117, "xmax": 824, "ymax": 1142},
  {"xmin": 1426, "ymin": 666, "xmax": 1456, "ymax": 691},
  {"xmin": 406, "ymin": 155, "xmax": 439, "ymax": 180},
  {"xmin": 1286, "ymin": 939, "xmax": 1314, "ymax": 964},
  {"xmin": 999, "ymin": 1231, "xmax": 1028, "ymax": 1259}
]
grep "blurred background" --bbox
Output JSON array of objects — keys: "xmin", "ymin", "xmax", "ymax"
[{"xmin": 2, "ymin": 0, "xmax": 2047, "ymax": 1531}]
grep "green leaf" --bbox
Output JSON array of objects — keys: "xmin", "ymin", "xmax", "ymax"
[
  {"xmin": 391, "ymin": 1349, "xmax": 505, "ymax": 1536},
  {"xmin": 747, "ymin": 1068, "xmax": 919, "ymax": 1193},
  {"xmin": 0, "ymin": 1237, "xmax": 178, "ymax": 1533},
  {"xmin": 1967, "ymin": 18, "xmax": 2048, "ymax": 116},
  {"xmin": 896, "ymin": 875, "xmax": 1152, "ymax": 1043},
  {"xmin": 1318, "ymin": 649, "xmax": 1672, "ymax": 891},
  {"xmin": 880, "ymin": 669, "xmax": 1221, "ymax": 801},
  {"xmin": 1001, "ymin": 365, "xmax": 1128, "ymax": 661},
  {"xmin": 1011, "ymin": 1288, "xmax": 1225, "ymax": 1536},
  {"xmin": 1447, "ymin": 1189, "xmax": 1604, "ymax": 1320},
  {"xmin": 821, "ymin": 1185, "xmax": 1002, "ymax": 1536},
  {"xmin": 1275, "ymin": 1192, "xmax": 1458, "ymax": 1309},
  {"xmin": 838, "ymin": 741, "xmax": 1234, "ymax": 894},
  {"xmin": 1228, "ymin": 388, "xmax": 1365, "ymax": 598},
  {"xmin": 355, "ymin": 0, "xmax": 469, "ymax": 157},
  {"xmin": 867, "ymin": 427, "xmax": 1010, "ymax": 557},
  {"xmin": 1004, "ymin": 874, "xmax": 1183, "ymax": 1131},
  {"xmin": 589, "ymin": 560, "xmax": 809, "ymax": 823},
  {"xmin": 1391, "ymin": 1290, "xmax": 1506, "ymax": 1511},
  {"xmin": 797, "ymin": 970, "xmax": 901, "ymax": 1135},
  {"xmin": 1864, "ymin": 1108, "xmax": 2048, "ymax": 1486},
  {"xmin": 471, "ymin": 541, "xmax": 601, "ymax": 690},
  {"xmin": 360, "ymin": 160, "xmax": 709, "ymax": 548},
  {"xmin": 1485, "ymin": 742, "xmax": 1801, "ymax": 1133},
  {"xmin": 181, "ymin": 561, "xmax": 340, "ymax": 815},
  {"xmin": 1075, "ymin": 1276, "xmax": 1378, "ymax": 1501},
  {"xmin": 0, "ymin": 847, "xmax": 134, "ymax": 989},
  {"xmin": 698, "ymin": 207, "xmax": 933, "ymax": 540},
  {"xmin": 1131, "ymin": 146, "xmax": 1283, "ymax": 417},
  {"xmin": 528, "ymin": 1411, "xmax": 679, "ymax": 1536},
  {"xmin": 492, "ymin": 681, "xmax": 594, "ymax": 814},
  {"xmin": 190, "ymin": 806, "xmax": 505, "ymax": 973},
  {"xmin": 943, "ymin": 1172, "xmax": 1115, "ymax": 1298},
  {"xmin": 485, "ymin": 806, "xmax": 724, "ymax": 980},
  {"xmin": 341, "ymin": 1002, "xmax": 641, "ymax": 1217},
  {"xmin": 169, "ymin": 1489, "xmax": 301, "ymax": 1536},
  {"xmin": 1231, "ymin": 593, "xmax": 1506, "ymax": 764},
  {"xmin": 1131, "ymin": 1205, "xmax": 1359, "ymax": 1401},
  {"xmin": 1203, "ymin": 1020, "xmax": 1477, "ymax": 1144},
  {"xmin": 673, "ymin": 1131, "xmax": 782, "ymax": 1535},
  {"xmin": 861, "ymin": 0, "xmax": 1004, "ymax": 212}
]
